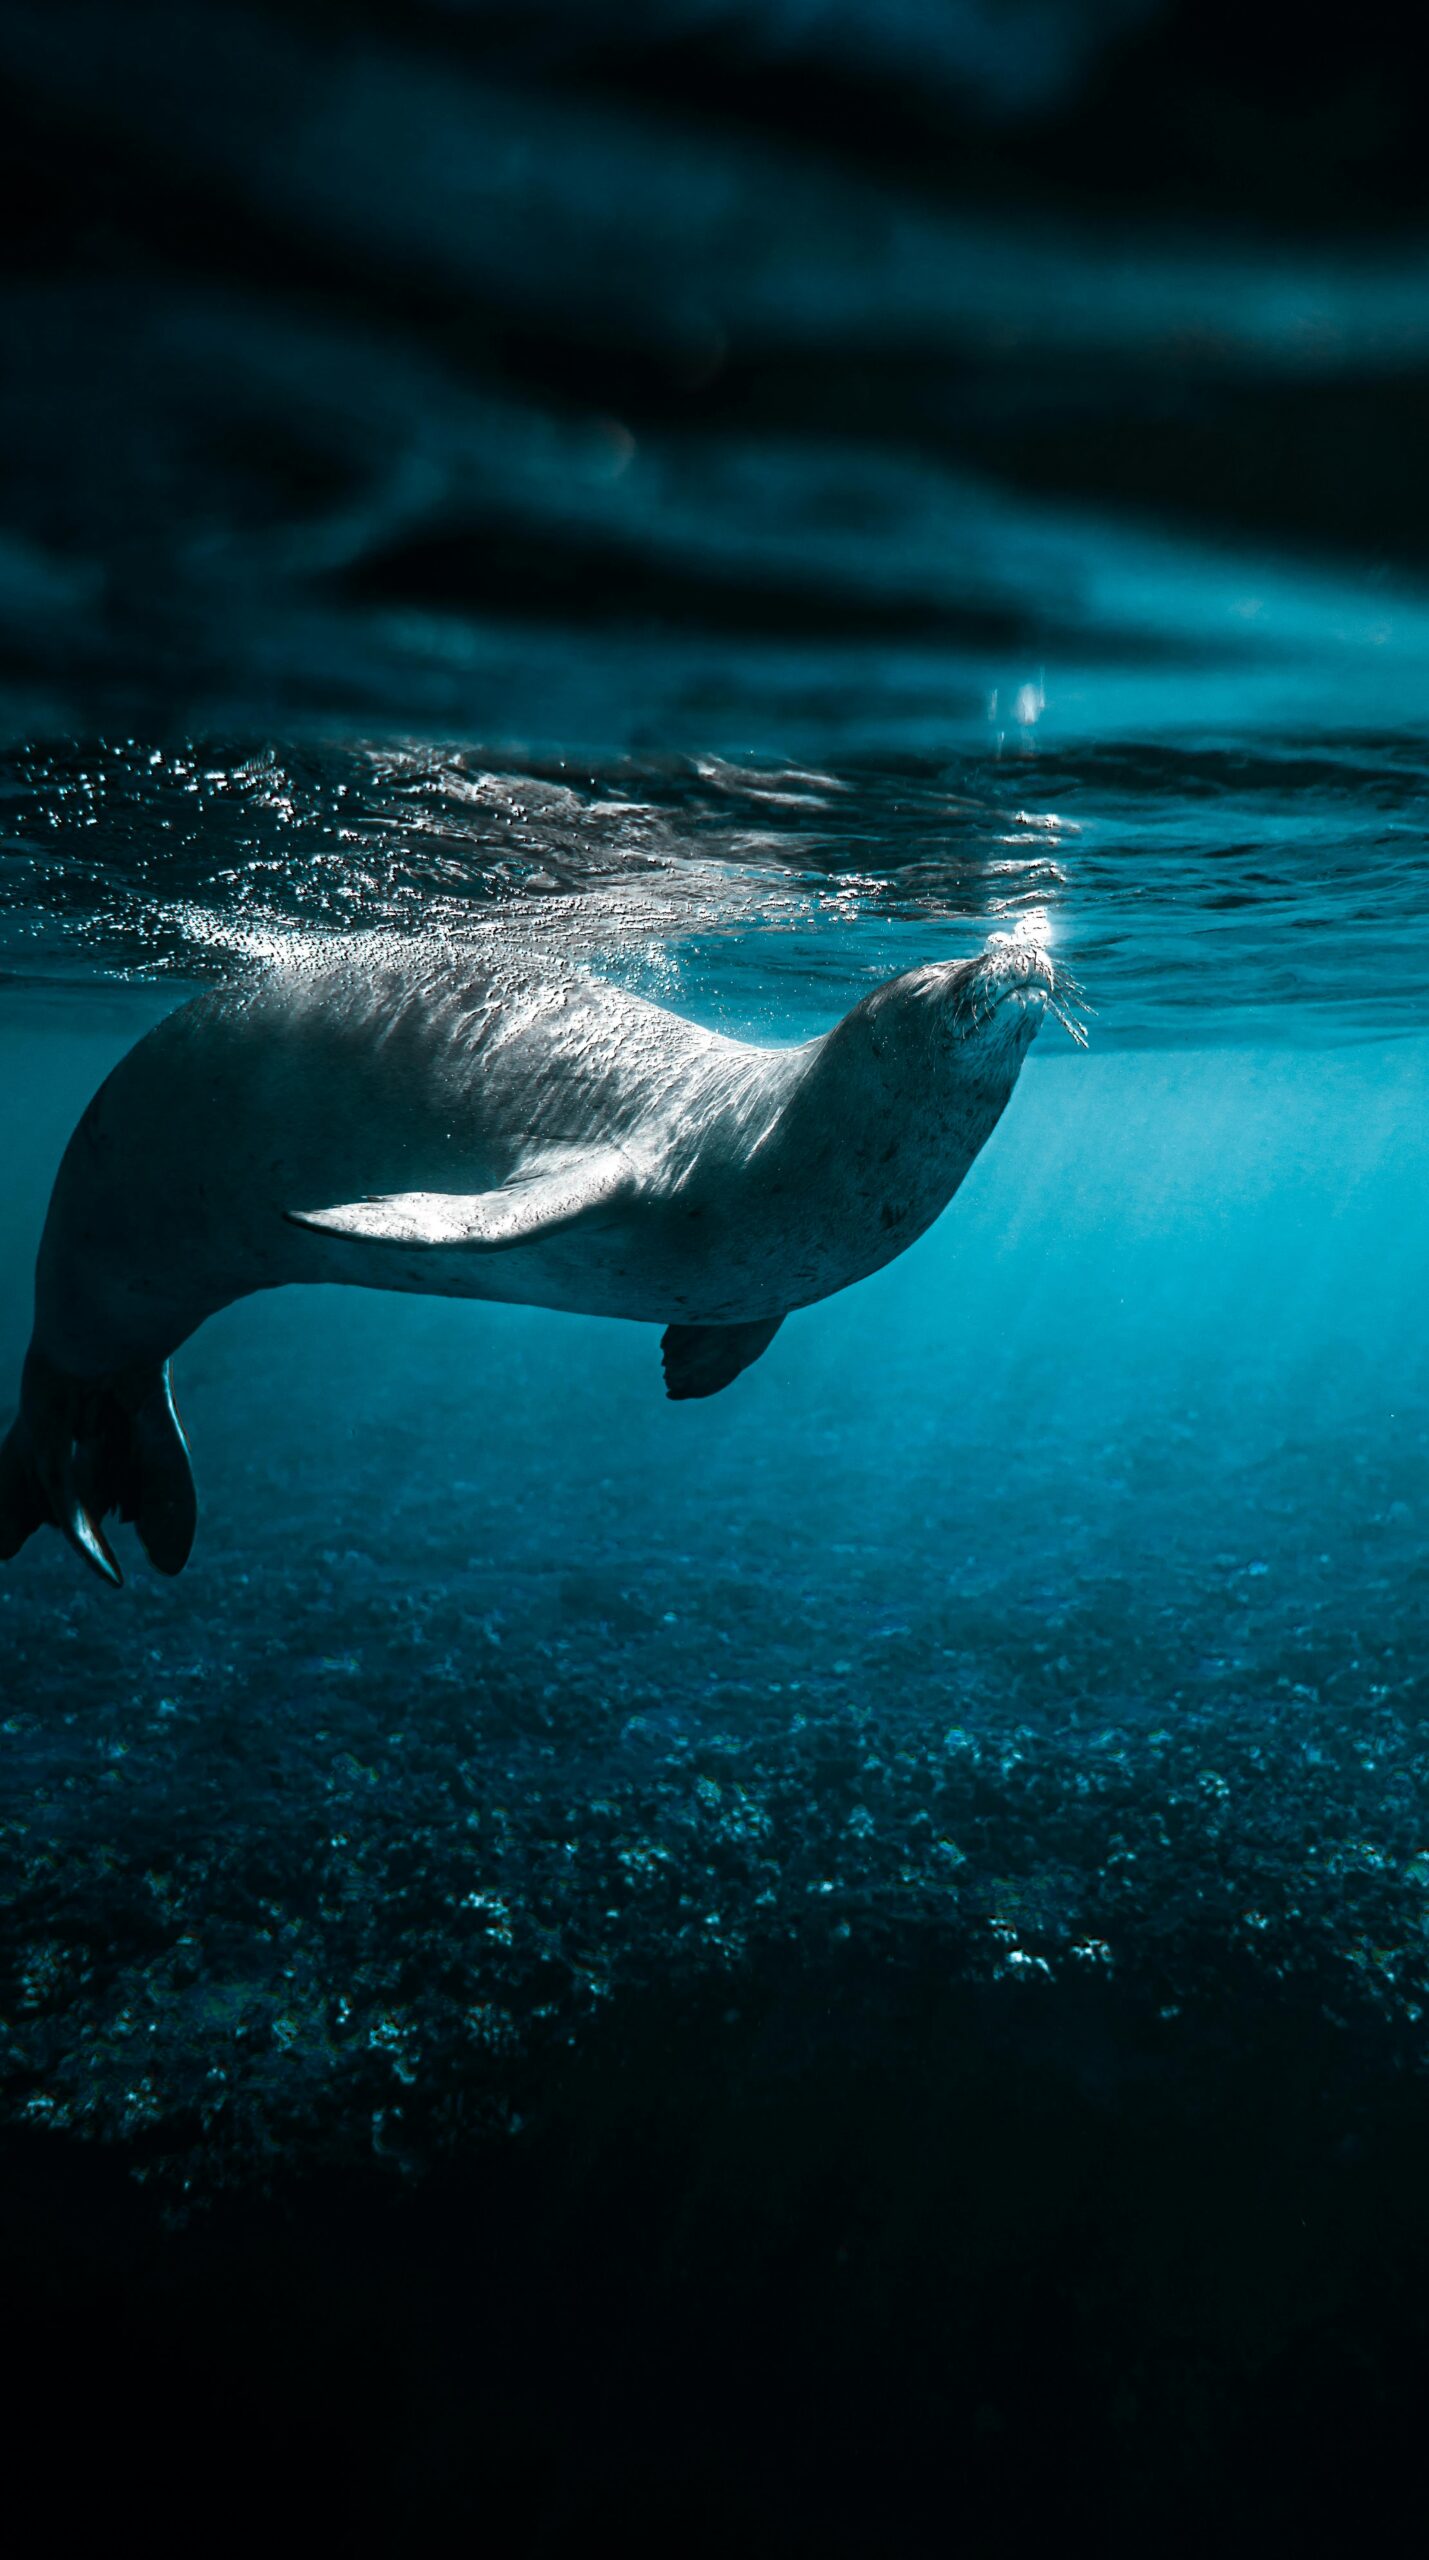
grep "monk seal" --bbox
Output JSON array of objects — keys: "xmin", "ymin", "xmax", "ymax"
[{"xmin": 0, "ymin": 928, "xmax": 1083, "ymax": 1584}]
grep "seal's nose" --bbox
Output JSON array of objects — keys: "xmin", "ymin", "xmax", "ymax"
[
  {"xmin": 975, "ymin": 934, "xmax": 1091, "ymax": 1047},
  {"xmin": 979, "ymin": 935, "xmax": 1056, "ymax": 1000}
]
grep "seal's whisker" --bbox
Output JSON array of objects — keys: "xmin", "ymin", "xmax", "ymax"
[
  {"xmin": 1047, "ymin": 966, "xmax": 1094, "ymax": 1016},
  {"xmin": 1047, "ymin": 995, "xmax": 1090, "ymax": 1048}
]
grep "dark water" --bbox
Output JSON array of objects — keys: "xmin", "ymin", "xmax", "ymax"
[{"xmin": 4, "ymin": 1, "xmax": 1429, "ymax": 2544}]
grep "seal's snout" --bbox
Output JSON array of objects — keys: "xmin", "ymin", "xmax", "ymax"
[
  {"xmin": 953, "ymin": 938, "xmax": 1052, "ymax": 1043},
  {"xmin": 955, "ymin": 934, "xmax": 1089, "ymax": 1050},
  {"xmin": 979, "ymin": 934, "xmax": 1055, "ymax": 999}
]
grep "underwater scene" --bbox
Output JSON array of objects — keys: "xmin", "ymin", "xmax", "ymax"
[{"xmin": 3, "ymin": 0, "xmax": 1429, "ymax": 2545}]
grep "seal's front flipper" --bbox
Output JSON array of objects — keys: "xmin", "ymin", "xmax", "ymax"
[
  {"xmin": 286, "ymin": 1145, "xmax": 634, "ymax": 1251},
  {"xmin": 661, "ymin": 1316, "xmax": 784, "ymax": 1401}
]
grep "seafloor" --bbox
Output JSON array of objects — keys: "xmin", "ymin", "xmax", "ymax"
[{"xmin": 5, "ymin": 1351, "xmax": 1429, "ymax": 2190}]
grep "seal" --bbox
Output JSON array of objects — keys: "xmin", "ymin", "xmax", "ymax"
[{"xmin": 0, "ymin": 928, "xmax": 1081, "ymax": 1582}]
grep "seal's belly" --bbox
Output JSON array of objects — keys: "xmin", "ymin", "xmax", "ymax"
[{"xmin": 312, "ymin": 1188, "xmax": 937, "ymax": 1328}]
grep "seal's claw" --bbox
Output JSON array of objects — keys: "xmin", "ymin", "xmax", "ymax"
[{"xmin": 60, "ymin": 1490, "xmax": 124, "ymax": 1587}]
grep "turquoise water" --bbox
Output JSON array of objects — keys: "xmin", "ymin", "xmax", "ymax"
[{"xmin": 4, "ymin": 730, "xmax": 1428, "ymax": 2188}]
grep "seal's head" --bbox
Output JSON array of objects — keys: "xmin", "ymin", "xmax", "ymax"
[{"xmin": 862, "ymin": 930, "xmax": 1087, "ymax": 1095}]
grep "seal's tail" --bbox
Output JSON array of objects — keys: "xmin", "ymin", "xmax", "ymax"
[{"xmin": 0, "ymin": 1354, "xmax": 196, "ymax": 1587}]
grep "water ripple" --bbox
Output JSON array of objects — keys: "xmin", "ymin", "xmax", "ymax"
[{"xmin": 2, "ymin": 734, "xmax": 1424, "ymax": 1045}]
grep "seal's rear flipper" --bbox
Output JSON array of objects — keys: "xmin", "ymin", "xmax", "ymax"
[
  {"xmin": 0, "ymin": 1357, "xmax": 196, "ymax": 1586},
  {"xmin": 0, "ymin": 1410, "xmax": 51, "ymax": 1560},
  {"xmin": 0, "ymin": 1401, "xmax": 123, "ymax": 1584},
  {"xmin": 661, "ymin": 1316, "xmax": 784, "ymax": 1401},
  {"xmin": 125, "ymin": 1370, "xmax": 198, "ymax": 1575}
]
